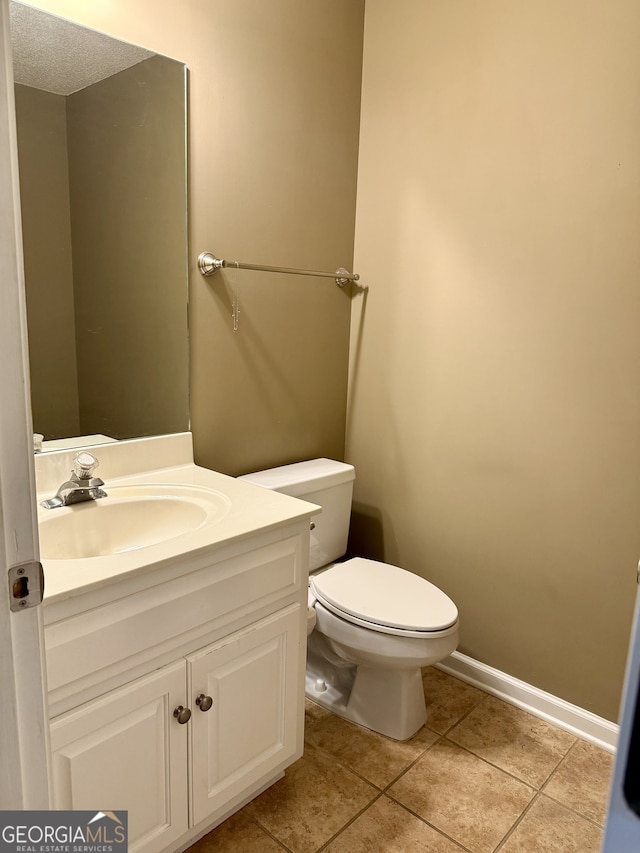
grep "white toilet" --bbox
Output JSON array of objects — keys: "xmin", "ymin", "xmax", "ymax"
[{"xmin": 239, "ymin": 458, "xmax": 459, "ymax": 740}]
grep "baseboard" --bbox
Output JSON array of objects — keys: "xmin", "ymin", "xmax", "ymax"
[{"xmin": 435, "ymin": 651, "xmax": 619, "ymax": 753}]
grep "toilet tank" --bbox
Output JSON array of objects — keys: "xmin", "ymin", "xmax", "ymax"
[{"xmin": 238, "ymin": 459, "xmax": 355, "ymax": 571}]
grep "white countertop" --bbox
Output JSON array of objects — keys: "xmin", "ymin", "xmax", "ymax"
[{"xmin": 36, "ymin": 434, "xmax": 319, "ymax": 605}]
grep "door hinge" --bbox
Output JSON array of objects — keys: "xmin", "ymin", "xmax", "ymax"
[{"xmin": 8, "ymin": 561, "xmax": 44, "ymax": 612}]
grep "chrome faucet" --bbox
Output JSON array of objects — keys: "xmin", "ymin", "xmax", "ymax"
[{"xmin": 40, "ymin": 451, "xmax": 107, "ymax": 509}]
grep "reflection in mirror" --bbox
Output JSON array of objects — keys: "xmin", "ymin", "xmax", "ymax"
[{"xmin": 10, "ymin": 2, "xmax": 189, "ymax": 450}]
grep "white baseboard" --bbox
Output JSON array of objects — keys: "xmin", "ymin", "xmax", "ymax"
[{"xmin": 435, "ymin": 651, "xmax": 619, "ymax": 753}]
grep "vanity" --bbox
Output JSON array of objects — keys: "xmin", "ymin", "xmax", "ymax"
[{"xmin": 37, "ymin": 434, "xmax": 318, "ymax": 853}]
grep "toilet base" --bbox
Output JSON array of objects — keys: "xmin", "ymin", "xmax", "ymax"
[{"xmin": 305, "ymin": 641, "xmax": 427, "ymax": 741}]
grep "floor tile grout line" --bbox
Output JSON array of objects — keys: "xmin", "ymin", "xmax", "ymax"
[
  {"xmin": 249, "ymin": 736, "xmax": 382, "ymax": 853},
  {"xmin": 296, "ymin": 731, "xmax": 465, "ymax": 851},
  {"xmin": 497, "ymin": 735, "xmax": 611, "ymax": 850},
  {"xmin": 313, "ymin": 790, "xmax": 474, "ymax": 853},
  {"xmin": 538, "ymin": 737, "xmax": 576, "ymax": 798},
  {"xmin": 302, "ymin": 727, "xmax": 475, "ymax": 849},
  {"xmin": 247, "ymin": 814, "xmax": 296, "ymax": 853},
  {"xmin": 492, "ymin": 789, "xmax": 544, "ymax": 852},
  {"xmin": 221, "ymin": 810, "xmax": 296, "ymax": 853},
  {"xmin": 303, "ymin": 721, "xmax": 442, "ymax": 793},
  {"xmin": 378, "ymin": 732, "xmax": 444, "ymax": 792},
  {"xmin": 439, "ymin": 730, "xmax": 576, "ymax": 792},
  {"xmin": 538, "ymin": 738, "xmax": 609, "ymax": 828},
  {"xmin": 438, "ymin": 735, "xmax": 539, "ymax": 792},
  {"xmin": 440, "ymin": 687, "xmax": 580, "ymax": 785},
  {"xmin": 444, "ymin": 701, "xmax": 607, "ymax": 788},
  {"xmin": 383, "ymin": 735, "xmax": 538, "ymax": 853},
  {"xmin": 313, "ymin": 791, "xmax": 385, "ymax": 853},
  {"xmin": 382, "ymin": 789, "xmax": 474, "ymax": 852},
  {"xmin": 539, "ymin": 735, "xmax": 581, "ymax": 792},
  {"xmin": 492, "ymin": 788, "xmax": 608, "ymax": 852},
  {"xmin": 538, "ymin": 790, "xmax": 607, "ymax": 830},
  {"xmin": 302, "ymin": 737, "xmax": 387, "ymax": 793},
  {"xmin": 423, "ymin": 680, "xmax": 490, "ymax": 738}
]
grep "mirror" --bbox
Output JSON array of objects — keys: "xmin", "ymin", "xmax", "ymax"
[{"xmin": 10, "ymin": 2, "xmax": 189, "ymax": 450}]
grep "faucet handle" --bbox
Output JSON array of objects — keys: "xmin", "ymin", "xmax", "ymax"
[{"xmin": 73, "ymin": 451, "xmax": 99, "ymax": 480}]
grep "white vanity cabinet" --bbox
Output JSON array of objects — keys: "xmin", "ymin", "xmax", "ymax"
[
  {"xmin": 188, "ymin": 605, "xmax": 301, "ymax": 824},
  {"xmin": 44, "ymin": 521, "xmax": 310, "ymax": 853},
  {"xmin": 50, "ymin": 660, "xmax": 189, "ymax": 853}
]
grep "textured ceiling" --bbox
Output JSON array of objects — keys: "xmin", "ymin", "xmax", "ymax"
[{"xmin": 10, "ymin": 1, "xmax": 154, "ymax": 95}]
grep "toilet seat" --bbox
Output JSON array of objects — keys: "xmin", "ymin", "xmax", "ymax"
[{"xmin": 310, "ymin": 557, "xmax": 458, "ymax": 638}]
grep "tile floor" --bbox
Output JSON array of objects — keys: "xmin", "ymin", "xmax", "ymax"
[{"xmin": 190, "ymin": 667, "xmax": 614, "ymax": 853}]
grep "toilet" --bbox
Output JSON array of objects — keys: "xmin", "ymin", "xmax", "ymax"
[{"xmin": 239, "ymin": 458, "xmax": 459, "ymax": 740}]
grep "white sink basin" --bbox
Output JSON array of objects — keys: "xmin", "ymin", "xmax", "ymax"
[{"xmin": 38, "ymin": 483, "xmax": 231, "ymax": 560}]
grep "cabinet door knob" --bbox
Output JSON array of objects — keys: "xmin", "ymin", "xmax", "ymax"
[
  {"xmin": 196, "ymin": 693, "xmax": 213, "ymax": 712},
  {"xmin": 173, "ymin": 705, "xmax": 191, "ymax": 724}
]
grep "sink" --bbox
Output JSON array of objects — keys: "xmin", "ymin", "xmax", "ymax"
[{"xmin": 38, "ymin": 483, "xmax": 231, "ymax": 560}]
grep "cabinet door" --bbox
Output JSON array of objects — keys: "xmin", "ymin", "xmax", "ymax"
[
  {"xmin": 189, "ymin": 604, "xmax": 303, "ymax": 825},
  {"xmin": 50, "ymin": 660, "xmax": 188, "ymax": 853}
]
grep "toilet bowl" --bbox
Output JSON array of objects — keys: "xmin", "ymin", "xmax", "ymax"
[
  {"xmin": 307, "ymin": 556, "xmax": 458, "ymax": 739},
  {"xmin": 239, "ymin": 459, "xmax": 459, "ymax": 741}
]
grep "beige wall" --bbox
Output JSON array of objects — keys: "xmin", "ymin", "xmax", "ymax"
[
  {"xmin": 23, "ymin": 0, "xmax": 364, "ymax": 474},
  {"xmin": 14, "ymin": 84, "xmax": 80, "ymax": 438},
  {"xmin": 348, "ymin": 0, "xmax": 640, "ymax": 720}
]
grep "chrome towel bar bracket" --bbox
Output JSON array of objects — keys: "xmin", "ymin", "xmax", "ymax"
[{"xmin": 197, "ymin": 251, "xmax": 359, "ymax": 287}]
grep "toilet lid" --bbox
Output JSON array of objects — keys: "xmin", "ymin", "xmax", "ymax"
[{"xmin": 310, "ymin": 557, "xmax": 458, "ymax": 633}]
